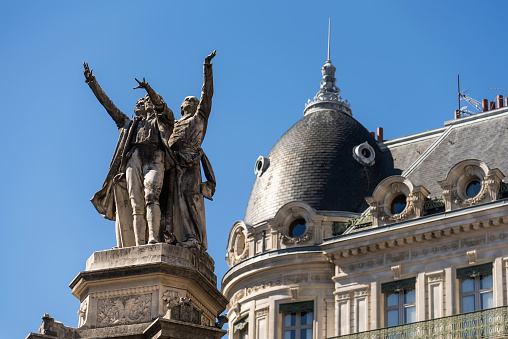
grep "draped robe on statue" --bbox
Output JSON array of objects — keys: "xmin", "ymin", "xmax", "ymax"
[{"xmin": 162, "ymin": 62, "xmax": 215, "ymax": 250}]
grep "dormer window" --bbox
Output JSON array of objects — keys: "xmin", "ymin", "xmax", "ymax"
[
  {"xmin": 465, "ymin": 179, "xmax": 481, "ymax": 198},
  {"xmin": 390, "ymin": 195, "xmax": 407, "ymax": 215}
]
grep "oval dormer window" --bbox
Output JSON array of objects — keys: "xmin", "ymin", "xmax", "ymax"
[
  {"xmin": 466, "ymin": 179, "xmax": 481, "ymax": 198},
  {"xmin": 353, "ymin": 142, "xmax": 375, "ymax": 166},
  {"xmin": 391, "ymin": 195, "xmax": 407, "ymax": 215},
  {"xmin": 288, "ymin": 218, "xmax": 306, "ymax": 238}
]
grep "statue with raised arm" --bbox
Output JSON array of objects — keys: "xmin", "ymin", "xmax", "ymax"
[
  {"xmin": 84, "ymin": 62, "xmax": 174, "ymax": 247},
  {"xmin": 164, "ymin": 50, "xmax": 217, "ymax": 250}
]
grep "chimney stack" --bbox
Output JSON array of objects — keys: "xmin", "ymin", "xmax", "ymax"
[
  {"xmin": 497, "ymin": 95, "xmax": 504, "ymax": 109},
  {"xmin": 482, "ymin": 99, "xmax": 489, "ymax": 112},
  {"xmin": 377, "ymin": 127, "xmax": 383, "ymax": 142}
]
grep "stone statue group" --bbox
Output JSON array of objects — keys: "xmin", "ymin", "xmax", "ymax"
[{"xmin": 84, "ymin": 51, "xmax": 216, "ymax": 250}]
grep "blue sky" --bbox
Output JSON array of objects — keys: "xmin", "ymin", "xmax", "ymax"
[{"xmin": 2, "ymin": 1, "xmax": 508, "ymax": 337}]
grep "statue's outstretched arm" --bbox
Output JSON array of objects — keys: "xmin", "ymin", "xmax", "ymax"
[
  {"xmin": 197, "ymin": 50, "xmax": 215, "ymax": 120},
  {"xmin": 133, "ymin": 77, "xmax": 164, "ymax": 110},
  {"xmin": 83, "ymin": 62, "xmax": 129, "ymax": 128}
]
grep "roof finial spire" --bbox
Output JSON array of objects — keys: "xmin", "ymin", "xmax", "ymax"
[
  {"xmin": 303, "ymin": 19, "xmax": 351, "ymax": 116},
  {"xmin": 327, "ymin": 18, "xmax": 331, "ymax": 61}
]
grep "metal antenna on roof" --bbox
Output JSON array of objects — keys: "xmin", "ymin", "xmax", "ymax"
[
  {"xmin": 489, "ymin": 87, "xmax": 508, "ymax": 91},
  {"xmin": 457, "ymin": 75, "xmax": 481, "ymax": 117},
  {"xmin": 327, "ymin": 18, "xmax": 331, "ymax": 61}
]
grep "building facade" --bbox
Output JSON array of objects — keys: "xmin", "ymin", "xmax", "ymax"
[{"xmin": 221, "ymin": 56, "xmax": 508, "ymax": 338}]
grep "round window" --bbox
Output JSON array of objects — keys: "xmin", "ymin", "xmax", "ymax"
[
  {"xmin": 391, "ymin": 195, "xmax": 407, "ymax": 214},
  {"xmin": 288, "ymin": 218, "xmax": 306, "ymax": 238},
  {"xmin": 465, "ymin": 180, "xmax": 481, "ymax": 198}
]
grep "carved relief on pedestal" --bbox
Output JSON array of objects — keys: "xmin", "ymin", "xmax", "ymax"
[{"xmin": 97, "ymin": 294, "xmax": 152, "ymax": 327}]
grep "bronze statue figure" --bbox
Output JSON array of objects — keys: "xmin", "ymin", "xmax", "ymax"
[{"xmin": 84, "ymin": 51, "xmax": 216, "ymax": 250}]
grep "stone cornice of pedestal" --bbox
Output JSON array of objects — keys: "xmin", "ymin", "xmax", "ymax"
[
  {"xmin": 70, "ymin": 261, "xmax": 227, "ymax": 310},
  {"xmin": 144, "ymin": 318, "xmax": 226, "ymax": 339}
]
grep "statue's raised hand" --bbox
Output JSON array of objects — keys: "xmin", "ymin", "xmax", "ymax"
[
  {"xmin": 205, "ymin": 50, "xmax": 216, "ymax": 64},
  {"xmin": 133, "ymin": 77, "xmax": 148, "ymax": 90},
  {"xmin": 83, "ymin": 62, "xmax": 95, "ymax": 83}
]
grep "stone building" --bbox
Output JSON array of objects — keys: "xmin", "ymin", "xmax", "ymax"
[{"xmin": 221, "ymin": 56, "xmax": 508, "ymax": 338}]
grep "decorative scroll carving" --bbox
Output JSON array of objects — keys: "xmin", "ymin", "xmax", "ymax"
[
  {"xmin": 97, "ymin": 294, "xmax": 151, "ymax": 327},
  {"xmin": 387, "ymin": 251, "xmax": 409, "ymax": 263},
  {"xmin": 284, "ymin": 273, "xmax": 308, "ymax": 285},
  {"xmin": 461, "ymin": 236, "xmax": 486, "ymax": 248},
  {"xmin": 246, "ymin": 280, "xmax": 282, "ymax": 296},
  {"xmin": 341, "ymin": 258, "xmax": 384, "ymax": 272},
  {"xmin": 452, "ymin": 184, "xmax": 487, "ymax": 207},
  {"xmin": 391, "ymin": 265, "xmax": 401, "ymax": 279},
  {"xmin": 489, "ymin": 233, "xmax": 508, "ymax": 243},
  {"xmin": 412, "ymin": 241, "xmax": 459, "ymax": 258}
]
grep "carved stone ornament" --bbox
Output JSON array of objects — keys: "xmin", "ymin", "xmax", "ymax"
[
  {"xmin": 290, "ymin": 287, "xmax": 299, "ymax": 300},
  {"xmin": 97, "ymin": 294, "xmax": 152, "ymax": 327},
  {"xmin": 166, "ymin": 297, "xmax": 203, "ymax": 325},
  {"xmin": 391, "ymin": 264, "xmax": 401, "ymax": 279},
  {"xmin": 467, "ymin": 249, "xmax": 478, "ymax": 264},
  {"xmin": 452, "ymin": 183, "xmax": 487, "ymax": 207},
  {"xmin": 379, "ymin": 196, "xmax": 414, "ymax": 223},
  {"xmin": 280, "ymin": 226, "xmax": 314, "ymax": 245}
]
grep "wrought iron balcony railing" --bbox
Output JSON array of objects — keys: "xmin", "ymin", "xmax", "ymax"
[{"xmin": 328, "ymin": 305, "xmax": 508, "ymax": 339}]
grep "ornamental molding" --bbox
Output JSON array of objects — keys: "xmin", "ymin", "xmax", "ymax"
[
  {"xmin": 353, "ymin": 288, "xmax": 369, "ymax": 297},
  {"xmin": 387, "ymin": 250, "xmax": 409, "ymax": 263},
  {"xmin": 412, "ymin": 241, "xmax": 459, "ymax": 258},
  {"xmin": 97, "ymin": 293, "xmax": 152, "ymax": 327},
  {"xmin": 311, "ymin": 274, "xmax": 333, "ymax": 282},
  {"xmin": 256, "ymin": 309, "xmax": 268, "ymax": 317},
  {"xmin": 426, "ymin": 271, "xmax": 444, "ymax": 283},
  {"xmin": 330, "ymin": 216, "xmax": 505, "ymax": 260},
  {"xmin": 90, "ymin": 285, "xmax": 158, "ymax": 299},
  {"xmin": 283, "ymin": 273, "xmax": 309, "ymax": 285},
  {"xmin": 335, "ymin": 291, "xmax": 351, "ymax": 300},
  {"xmin": 246, "ymin": 279, "xmax": 282, "ymax": 296},
  {"xmin": 461, "ymin": 235, "xmax": 486, "ymax": 248}
]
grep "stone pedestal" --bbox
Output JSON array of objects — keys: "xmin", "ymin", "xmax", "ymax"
[{"xmin": 27, "ymin": 243, "xmax": 227, "ymax": 339}]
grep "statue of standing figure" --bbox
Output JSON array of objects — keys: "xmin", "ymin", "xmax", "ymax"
[{"xmin": 84, "ymin": 51, "xmax": 216, "ymax": 250}]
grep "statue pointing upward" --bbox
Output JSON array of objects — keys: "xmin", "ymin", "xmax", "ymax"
[{"xmin": 84, "ymin": 51, "xmax": 216, "ymax": 249}]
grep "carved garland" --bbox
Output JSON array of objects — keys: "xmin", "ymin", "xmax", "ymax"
[
  {"xmin": 452, "ymin": 182, "xmax": 488, "ymax": 207},
  {"xmin": 280, "ymin": 226, "xmax": 314, "ymax": 245},
  {"xmin": 379, "ymin": 197, "xmax": 415, "ymax": 222}
]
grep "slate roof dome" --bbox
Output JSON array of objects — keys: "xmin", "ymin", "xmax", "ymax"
[{"xmin": 244, "ymin": 59, "xmax": 383, "ymax": 226}]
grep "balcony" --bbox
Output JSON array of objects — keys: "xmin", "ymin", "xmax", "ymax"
[{"xmin": 328, "ymin": 306, "xmax": 508, "ymax": 339}]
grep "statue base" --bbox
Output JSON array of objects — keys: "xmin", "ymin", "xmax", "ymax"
[{"xmin": 26, "ymin": 243, "xmax": 228, "ymax": 339}]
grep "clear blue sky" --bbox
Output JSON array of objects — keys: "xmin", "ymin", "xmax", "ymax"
[{"xmin": 2, "ymin": 1, "xmax": 508, "ymax": 337}]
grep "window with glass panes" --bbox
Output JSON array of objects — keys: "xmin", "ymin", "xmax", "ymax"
[
  {"xmin": 280, "ymin": 301, "xmax": 314, "ymax": 339},
  {"xmin": 233, "ymin": 316, "xmax": 248, "ymax": 339},
  {"xmin": 381, "ymin": 277, "xmax": 416, "ymax": 327},
  {"xmin": 457, "ymin": 263, "xmax": 493, "ymax": 313}
]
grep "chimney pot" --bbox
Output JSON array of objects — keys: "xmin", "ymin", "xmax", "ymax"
[
  {"xmin": 377, "ymin": 127, "xmax": 384, "ymax": 141},
  {"xmin": 370, "ymin": 132, "xmax": 375, "ymax": 138},
  {"xmin": 490, "ymin": 101, "xmax": 496, "ymax": 110},
  {"xmin": 498, "ymin": 95, "xmax": 504, "ymax": 109},
  {"xmin": 482, "ymin": 99, "xmax": 489, "ymax": 112}
]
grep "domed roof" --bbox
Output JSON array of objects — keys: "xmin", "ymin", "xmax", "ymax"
[
  {"xmin": 244, "ymin": 109, "xmax": 382, "ymax": 226},
  {"xmin": 244, "ymin": 57, "xmax": 383, "ymax": 226}
]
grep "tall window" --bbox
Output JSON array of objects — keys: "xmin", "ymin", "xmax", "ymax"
[
  {"xmin": 382, "ymin": 277, "xmax": 416, "ymax": 327},
  {"xmin": 280, "ymin": 301, "xmax": 314, "ymax": 339},
  {"xmin": 233, "ymin": 316, "xmax": 248, "ymax": 339},
  {"xmin": 457, "ymin": 263, "xmax": 493, "ymax": 313}
]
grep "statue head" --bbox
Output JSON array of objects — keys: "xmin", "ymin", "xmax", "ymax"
[
  {"xmin": 134, "ymin": 94, "xmax": 155, "ymax": 117},
  {"xmin": 181, "ymin": 96, "xmax": 199, "ymax": 118}
]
